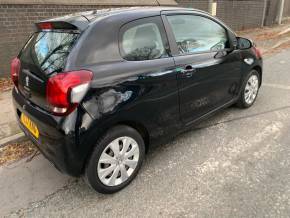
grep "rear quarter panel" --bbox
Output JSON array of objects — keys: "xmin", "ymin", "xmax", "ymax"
[{"xmin": 78, "ymin": 59, "xmax": 181, "ymax": 155}]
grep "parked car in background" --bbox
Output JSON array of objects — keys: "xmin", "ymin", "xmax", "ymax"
[{"xmin": 11, "ymin": 7, "xmax": 262, "ymax": 193}]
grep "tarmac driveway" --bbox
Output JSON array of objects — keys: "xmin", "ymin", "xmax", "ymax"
[{"xmin": 1, "ymin": 49, "xmax": 290, "ymax": 217}]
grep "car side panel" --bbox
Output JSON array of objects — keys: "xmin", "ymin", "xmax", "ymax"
[
  {"xmin": 79, "ymin": 59, "xmax": 181, "ymax": 150},
  {"xmin": 173, "ymin": 50, "xmax": 242, "ymax": 124}
]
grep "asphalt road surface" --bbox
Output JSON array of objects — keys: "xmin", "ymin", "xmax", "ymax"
[{"xmin": 4, "ymin": 49, "xmax": 290, "ymax": 217}]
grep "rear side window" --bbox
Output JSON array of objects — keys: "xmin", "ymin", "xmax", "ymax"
[
  {"xmin": 120, "ymin": 17, "xmax": 169, "ymax": 61},
  {"xmin": 20, "ymin": 31, "xmax": 78, "ymax": 74},
  {"xmin": 166, "ymin": 15, "xmax": 229, "ymax": 54}
]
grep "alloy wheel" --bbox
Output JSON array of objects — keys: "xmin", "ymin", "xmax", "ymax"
[
  {"xmin": 244, "ymin": 74, "xmax": 259, "ymax": 105},
  {"xmin": 97, "ymin": 136, "xmax": 140, "ymax": 186}
]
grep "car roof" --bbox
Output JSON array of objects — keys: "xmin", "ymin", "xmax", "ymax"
[
  {"xmin": 38, "ymin": 7, "xmax": 207, "ymax": 31},
  {"xmin": 83, "ymin": 7, "xmax": 205, "ymax": 20}
]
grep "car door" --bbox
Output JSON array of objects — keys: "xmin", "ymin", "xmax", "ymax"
[
  {"xmin": 115, "ymin": 16, "xmax": 181, "ymax": 138},
  {"xmin": 162, "ymin": 12, "xmax": 242, "ymax": 125}
]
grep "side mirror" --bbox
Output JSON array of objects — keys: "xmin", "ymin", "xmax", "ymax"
[{"xmin": 237, "ymin": 37, "xmax": 253, "ymax": 50}]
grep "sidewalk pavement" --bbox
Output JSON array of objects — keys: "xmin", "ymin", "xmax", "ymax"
[
  {"xmin": 0, "ymin": 91, "xmax": 25, "ymax": 146},
  {"xmin": 0, "ymin": 90, "xmax": 71, "ymax": 217},
  {"xmin": 0, "ymin": 154, "xmax": 71, "ymax": 217}
]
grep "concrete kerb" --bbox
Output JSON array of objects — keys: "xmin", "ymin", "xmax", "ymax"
[{"xmin": 0, "ymin": 132, "xmax": 26, "ymax": 147}]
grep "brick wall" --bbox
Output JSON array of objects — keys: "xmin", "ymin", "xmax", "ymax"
[
  {"xmin": 284, "ymin": 0, "xmax": 290, "ymax": 18},
  {"xmin": 1, "ymin": 0, "xmax": 290, "ymax": 77},
  {"xmin": 216, "ymin": 0, "xmax": 265, "ymax": 30},
  {"xmin": 263, "ymin": 0, "xmax": 280, "ymax": 26},
  {"xmin": 177, "ymin": 0, "xmax": 290, "ymax": 31},
  {"xmin": 0, "ymin": 4, "xmax": 114, "ymax": 77},
  {"xmin": 175, "ymin": 0, "xmax": 209, "ymax": 11},
  {"xmin": 0, "ymin": 0, "xmax": 177, "ymax": 77}
]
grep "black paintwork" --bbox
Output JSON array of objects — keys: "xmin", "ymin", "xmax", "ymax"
[{"xmin": 13, "ymin": 7, "xmax": 263, "ymax": 176}]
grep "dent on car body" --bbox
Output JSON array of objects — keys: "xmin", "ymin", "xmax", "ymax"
[{"xmin": 82, "ymin": 88, "xmax": 134, "ymax": 119}]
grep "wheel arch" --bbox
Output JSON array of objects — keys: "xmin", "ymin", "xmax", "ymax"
[
  {"xmin": 115, "ymin": 120, "xmax": 150, "ymax": 153},
  {"xmin": 252, "ymin": 65, "xmax": 262, "ymax": 87},
  {"xmin": 81, "ymin": 119, "xmax": 150, "ymax": 175}
]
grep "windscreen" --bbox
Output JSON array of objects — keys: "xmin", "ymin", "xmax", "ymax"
[{"xmin": 20, "ymin": 31, "xmax": 79, "ymax": 75}]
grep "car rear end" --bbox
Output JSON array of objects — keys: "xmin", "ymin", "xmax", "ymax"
[{"xmin": 11, "ymin": 20, "xmax": 93, "ymax": 176}]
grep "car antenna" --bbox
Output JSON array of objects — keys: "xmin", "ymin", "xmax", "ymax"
[{"xmin": 156, "ymin": 0, "xmax": 161, "ymax": 6}]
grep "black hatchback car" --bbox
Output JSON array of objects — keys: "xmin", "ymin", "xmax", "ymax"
[{"xmin": 11, "ymin": 7, "xmax": 262, "ymax": 193}]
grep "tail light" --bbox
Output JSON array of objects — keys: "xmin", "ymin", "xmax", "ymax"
[
  {"xmin": 46, "ymin": 70, "xmax": 93, "ymax": 116},
  {"xmin": 10, "ymin": 57, "xmax": 21, "ymax": 86},
  {"xmin": 253, "ymin": 46, "xmax": 262, "ymax": 59},
  {"xmin": 37, "ymin": 22, "xmax": 53, "ymax": 30},
  {"xmin": 36, "ymin": 22, "xmax": 77, "ymax": 31}
]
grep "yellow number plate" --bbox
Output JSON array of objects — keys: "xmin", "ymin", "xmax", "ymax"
[{"xmin": 20, "ymin": 113, "xmax": 39, "ymax": 139}]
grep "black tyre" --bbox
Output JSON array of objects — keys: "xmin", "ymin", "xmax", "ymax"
[
  {"xmin": 236, "ymin": 69, "xmax": 260, "ymax": 108},
  {"xmin": 85, "ymin": 125, "xmax": 145, "ymax": 194}
]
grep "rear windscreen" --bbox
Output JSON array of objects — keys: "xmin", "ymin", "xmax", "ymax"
[{"xmin": 20, "ymin": 31, "xmax": 79, "ymax": 74}]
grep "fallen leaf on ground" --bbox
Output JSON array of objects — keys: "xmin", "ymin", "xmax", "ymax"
[
  {"xmin": 263, "ymin": 40, "xmax": 290, "ymax": 56},
  {"xmin": 0, "ymin": 140, "xmax": 37, "ymax": 166},
  {"xmin": 0, "ymin": 78, "xmax": 13, "ymax": 92}
]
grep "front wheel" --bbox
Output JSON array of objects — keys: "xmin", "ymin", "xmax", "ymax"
[
  {"xmin": 236, "ymin": 69, "xmax": 260, "ymax": 108},
  {"xmin": 84, "ymin": 125, "xmax": 145, "ymax": 194}
]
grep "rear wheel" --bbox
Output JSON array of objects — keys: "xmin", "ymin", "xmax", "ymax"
[
  {"xmin": 85, "ymin": 125, "xmax": 145, "ymax": 194},
  {"xmin": 236, "ymin": 70, "xmax": 260, "ymax": 108}
]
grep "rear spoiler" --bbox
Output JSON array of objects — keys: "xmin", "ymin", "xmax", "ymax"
[
  {"xmin": 35, "ymin": 21, "xmax": 78, "ymax": 31},
  {"xmin": 35, "ymin": 14, "xmax": 91, "ymax": 31}
]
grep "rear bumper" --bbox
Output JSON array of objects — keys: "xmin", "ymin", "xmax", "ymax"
[{"xmin": 12, "ymin": 88, "xmax": 84, "ymax": 177}]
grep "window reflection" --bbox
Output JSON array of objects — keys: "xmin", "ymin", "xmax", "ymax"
[
  {"xmin": 20, "ymin": 31, "xmax": 78, "ymax": 74},
  {"xmin": 122, "ymin": 23, "xmax": 168, "ymax": 61},
  {"xmin": 167, "ymin": 15, "xmax": 228, "ymax": 54},
  {"xmin": 33, "ymin": 32, "xmax": 78, "ymax": 73}
]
